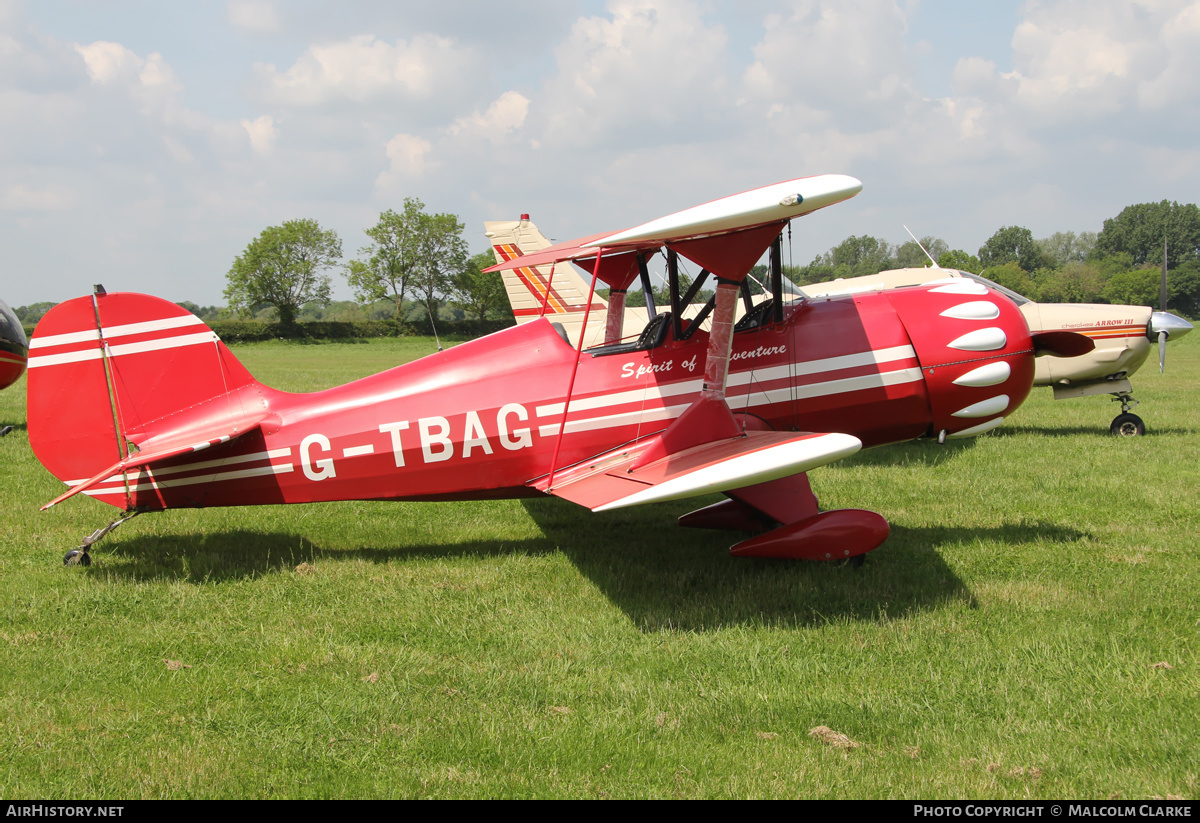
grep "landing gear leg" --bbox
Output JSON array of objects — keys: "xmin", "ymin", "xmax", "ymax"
[
  {"xmin": 1110, "ymin": 393, "xmax": 1145, "ymax": 437},
  {"xmin": 62, "ymin": 510, "xmax": 141, "ymax": 567}
]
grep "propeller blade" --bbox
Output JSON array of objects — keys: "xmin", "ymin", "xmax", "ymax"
[{"xmin": 1148, "ymin": 310, "xmax": 1194, "ymax": 373}]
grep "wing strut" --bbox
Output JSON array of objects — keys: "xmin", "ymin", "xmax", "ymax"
[{"xmin": 545, "ymin": 247, "xmax": 604, "ymax": 491}]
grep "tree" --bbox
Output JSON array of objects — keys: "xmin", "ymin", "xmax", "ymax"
[
  {"xmin": 176, "ymin": 301, "xmax": 221, "ymax": 321},
  {"xmin": 1094, "ymin": 200, "xmax": 1200, "ymax": 268},
  {"xmin": 1100, "ymin": 259, "xmax": 1200, "ymax": 312},
  {"xmin": 344, "ymin": 199, "xmax": 425, "ymax": 318},
  {"xmin": 1037, "ymin": 231, "xmax": 1096, "ymax": 267},
  {"xmin": 827, "ymin": 235, "xmax": 895, "ymax": 276},
  {"xmin": 1168, "ymin": 262, "xmax": 1200, "ymax": 316},
  {"xmin": 980, "ymin": 262, "xmax": 1039, "ymax": 300},
  {"xmin": 936, "ymin": 249, "xmax": 982, "ymax": 273},
  {"xmin": 1035, "ymin": 261, "xmax": 1106, "ymax": 304},
  {"xmin": 791, "ymin": 258, "xmax": 836, "ymax": 285},
  {"xmin": 411, "ymin": 211, "xmax": 468, "ymax": 323},
  {"xmin": 225, "ymin": 219, "xmax": 342, "ymax": 327},
  {"xmin": 895, "ymin": 236, "xmax": 948, "ymax": 269},
  {"xmin": 14, "ymin": 302, "xmax": 56, "ymax": 325},
  {"xmin": 1102, "ymin": 267, "xmax": 1160, "ymax": 307},
  {"xmin": 978, "ymin": 225, "xmax": 1050, "ymax": 272},
  {"xmin": 450, "ymin": 252, "xmax": 509, "ymax": 322},
  {"xmin": 347, "ymin": 201, "xmax": 468, "ymax": 324}
]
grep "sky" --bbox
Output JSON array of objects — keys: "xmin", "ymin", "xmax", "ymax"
[{"xmin": 3, "ymin": 0, "xmax": 1199, "ymax": 308}]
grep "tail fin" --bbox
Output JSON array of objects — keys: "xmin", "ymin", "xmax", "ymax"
[
  {"xmin": 28, "ymin": 292, "xmax": 271, "ymax": 509},
  {"xmin": 484, "ymin": 217, "xmax": 609, "ymax": 344}
]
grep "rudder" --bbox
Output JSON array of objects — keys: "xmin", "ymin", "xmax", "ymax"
[{"xmin": 28, "ymin": 292, "xmax": 264, "ymax": 505}]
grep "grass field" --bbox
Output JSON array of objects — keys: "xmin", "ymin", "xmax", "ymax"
[{"xmin": 0, "ymin": 333, "xmax": 1196, "ymax": 799}]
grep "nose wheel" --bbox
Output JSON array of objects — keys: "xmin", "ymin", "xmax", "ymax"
[
  {"xmin": 1110, "ymin": 412, "xmax": 1145, "ymax": 437},
  {"xmin": 1110, "ymin": 392, "xmax": 1145, "ymax": 437}
]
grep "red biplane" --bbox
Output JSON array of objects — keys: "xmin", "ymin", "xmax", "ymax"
[{"xmin": 28, "ymin": 175, "xmax": 1067, "ymax": 566}]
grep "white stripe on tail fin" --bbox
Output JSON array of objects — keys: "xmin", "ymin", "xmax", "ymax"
[{"xmin": 28, "ymin": 292, "xmax": 270, "ymax": 510}]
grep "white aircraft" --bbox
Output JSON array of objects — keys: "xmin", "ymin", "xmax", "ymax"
[{"xmin": 802, "ymin": 268, "xmax": 1193, "ymax": 436}]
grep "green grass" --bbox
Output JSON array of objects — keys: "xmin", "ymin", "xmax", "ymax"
[{"xmin": 0, "ymin": 334, "xmax": 1196, "ymax": 798}]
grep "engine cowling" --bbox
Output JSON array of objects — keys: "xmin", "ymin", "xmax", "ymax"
[{"xmin": 884, "ymin": 279, "xmax": 1036, "ymax": 439}]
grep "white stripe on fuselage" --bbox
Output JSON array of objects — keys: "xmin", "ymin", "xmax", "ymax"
[
  {"xmin": 729, "ymin": 344, "xmax": 916, "ymax": 387},
  {"xmin": 68, "ymin": 347, "xmax": 925, "ymax": 494},
  {"xmin": 535, "ymin": 345, "xmax": 917, "ymax": 419},
  {"xmin": 66, "ymin": 448, "xmax": 293, "ymax": 488},
  {"xmin": 539, "ymin": 354, "xmax": 924, "ymax": 436},
  {"xmin": 738, "ymin": 367, "xmax": 925, "ymax": 407},
  {"xmin": 81, "ymin": 461, "xmax": 295, "ymax": 497}
]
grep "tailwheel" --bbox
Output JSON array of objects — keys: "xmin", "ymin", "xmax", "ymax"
[
  {"xmin": 1110, "ymin": 412, "xmax": 1145, "ymax": 437},
  {"xmin": 61, "ymin": 510, "xmax": 142, "ymax": 567}
]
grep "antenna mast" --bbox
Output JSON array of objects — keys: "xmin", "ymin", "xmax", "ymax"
[{"xmin": 904, "ymin": 226, "xmax": 940, "ymax": 268}]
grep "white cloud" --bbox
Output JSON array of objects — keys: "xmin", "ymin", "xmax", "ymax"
[
  {"xmin": 740, "ymin": 0, "xmax": 913, "ymax": 122},
  {"xmin": 448, "ymin": 91, "xmax": 530, "ymax": 142},
  {"xmin": 0, "ymin": 183, "xmax": 79, "ymax": 211},
  {"xmin": 73, "ymin": 41, "xmax": 189, "ymax": 126},
  {"xmin": 241, "ymin": 114, "xmax": 279, "ymax": 154},
  {"xmin": 948, "ymin": 0, "xmax": 1200, "ymax": 126},
  {"xmin": 251, "ymin": 34, "xmax": 474, "ymax": 106},
  {"xmin": 5, "ymin": 0, "xmax": 1200, "ymax": 309},
  {"xmin": 75, "ymin": 40, "xmax": 146, "ymax": 85},
  {"xmin": 1004, "ymin": 12, "xmax": 1143, "ymax": 117},
  {"xmin": 227, "ymin": 0, "xmax": 281, "ymax": 34},
  {"xmin": 536, "ymin": 0, "xmax": 730, "ymax": 149},
  {"xmin": 1137, "ymin": 1, "xmax": 1200, "ymax": 112},
  {"xmin": 386, "ymin": 133, "xmax": 432, "ymax": 173},
  {"xmin": 75, "ymin": 41, "xmax": 182, "ymax": 99}
]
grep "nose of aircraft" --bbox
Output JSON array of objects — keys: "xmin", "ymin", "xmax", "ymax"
[
  {"xmin": 1149, "ymin": 311, "xmax": 1194, "ymax": 341},
  {"xmin": 882, "ymin": 280, "xmax": 1037, "ymax": 440},
  {"xmin": 1149, "ymin": 311, "xmax": 1193, "ymax": 373}
]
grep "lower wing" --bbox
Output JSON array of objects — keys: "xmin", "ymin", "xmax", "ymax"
[{"xmin": 532, "ymin": 430, "xmax": 861, "ymax": 512}]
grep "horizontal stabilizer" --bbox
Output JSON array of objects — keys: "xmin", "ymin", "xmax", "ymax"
[
  {"xmin": 534, "ymin": 430, "xmax": 861, "ymax": 512},
  {"xmin": 41, "ymin": 406, "xmax": 275, "ymax": 510}
]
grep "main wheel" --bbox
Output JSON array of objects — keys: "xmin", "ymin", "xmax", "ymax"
[
  {"xmin": 1110, "ymin": 412, "xmax": 1145, "ymax": 437},
  {"xmin": 831, "ymin": 554, "xmax": 867, "ymax": 569}
]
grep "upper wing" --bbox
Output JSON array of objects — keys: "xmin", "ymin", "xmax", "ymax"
[{"xmin": 485, "ymin": 174, "xmax": 862, "ymax": 274}]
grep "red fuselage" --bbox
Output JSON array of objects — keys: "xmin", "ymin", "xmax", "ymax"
[{"xmin": 29, "ymin": 285, "xmax": 1034, "ymax": 511}]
